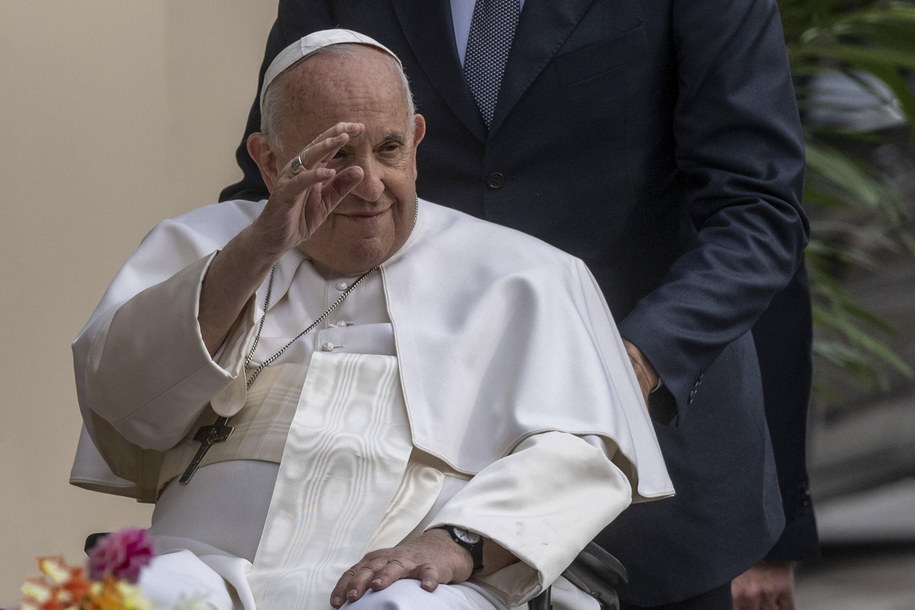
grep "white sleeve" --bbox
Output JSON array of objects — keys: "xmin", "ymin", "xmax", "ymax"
[
  {"xmin": 75, "ymin": 253, "xmax": 256, "ymax": 452},
  {"xmin": 426, "ymin": 431, "xmax": 632, "ymax": 606}
]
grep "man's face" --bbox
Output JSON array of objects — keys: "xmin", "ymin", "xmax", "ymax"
[{"xmin": 274, "ymin": 49, "xmax": 424, "ymax": 275}]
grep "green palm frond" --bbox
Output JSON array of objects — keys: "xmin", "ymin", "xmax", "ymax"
[{"xmin": 779, "ymin": 0, "xmax": 915, "ymax": 401}]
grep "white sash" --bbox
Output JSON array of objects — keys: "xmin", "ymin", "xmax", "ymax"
[{"xmin": 247, "ymin": 352, "xmax": 413, "ymax": 609}]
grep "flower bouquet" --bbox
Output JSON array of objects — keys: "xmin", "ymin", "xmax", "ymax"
[{"xmin": 11, "ymin": 529, "xmax": 207, "ymax": 610}]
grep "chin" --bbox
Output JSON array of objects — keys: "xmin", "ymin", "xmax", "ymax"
[{"xmin": 331, "ymin": 239, "xmax": 394, "ymax": 275}]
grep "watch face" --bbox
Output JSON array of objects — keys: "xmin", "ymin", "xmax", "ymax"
[{"xmin": 453, "ymin": 527, "xmax": 482, "ymax": 544}]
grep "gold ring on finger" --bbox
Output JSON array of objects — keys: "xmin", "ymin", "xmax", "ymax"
[{"xmin": 291, "ymin": 155, "xmax": 304, "ymax": 175}]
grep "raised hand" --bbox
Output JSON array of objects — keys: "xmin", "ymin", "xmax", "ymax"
[
  {"xmin": 198, "ymin": 122, "xmax": 366, "ymax": 353},
  {"xmin": 248, "ymin": 122, "xmax": 366, "ymax": 258}
]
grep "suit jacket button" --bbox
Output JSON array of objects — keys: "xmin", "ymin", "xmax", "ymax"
[{"xmin": 486, "ymin": 172, "xmax": 505, "ymax": 189}]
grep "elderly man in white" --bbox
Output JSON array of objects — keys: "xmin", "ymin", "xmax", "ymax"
[{"xmin": 71, "ymin": 29, "xmax": 672, "ymax": 610}]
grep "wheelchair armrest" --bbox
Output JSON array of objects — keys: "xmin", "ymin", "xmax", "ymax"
[
  {"xmin": 529, "ymin": 542, "xmax": 627, "ymax": 609},
  {"xmin": 84, "ymin": 532, "xmax": 110, "ymax": 554}
]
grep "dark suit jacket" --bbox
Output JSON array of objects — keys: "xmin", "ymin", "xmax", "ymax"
[{"xmin": 220, "ymin": 0, "xmax": 818, "ymax": 604}]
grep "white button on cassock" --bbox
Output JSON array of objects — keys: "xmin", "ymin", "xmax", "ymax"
[{"xmin": 335, "ymin": 281, "xmax": 349, "ymax": 291}]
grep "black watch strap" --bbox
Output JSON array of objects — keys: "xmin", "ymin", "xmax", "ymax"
[{"xmin": 441, "ymin": 525, "xmax": 484, "ymax": 573}]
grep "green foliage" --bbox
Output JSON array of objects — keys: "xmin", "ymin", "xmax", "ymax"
[{"xmin": 779, "ymin": 0, "xmax": 915, "ymax": 401}]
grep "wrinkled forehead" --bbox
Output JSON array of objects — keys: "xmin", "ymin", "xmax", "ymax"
[
  {"xmin": 285, "ymin": 49, "xmax": 404, "ymax": 107},
  {"xmin": 264, "ymin": 47, "xmax": 414, "ymax": 152},
  {"xmin": 259, "ymin": 28, "xmax": 402, "ymax": 116}
]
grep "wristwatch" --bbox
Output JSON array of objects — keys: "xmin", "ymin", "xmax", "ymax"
[{"xmin": 441, "ymin": 525, "xmax": 484, "ymax": 573}]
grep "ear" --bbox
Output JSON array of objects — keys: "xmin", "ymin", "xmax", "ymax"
[
  {"xmin": 411, "ymin": 114, "xmax": 426, "ymax": 180},
  {"xmin": 247, "ymin": 132, "xmax": 280, "ymax": 192},
  {"xmin": 413, "ymin": 114, "xmax": 426, "ymax": 147}
]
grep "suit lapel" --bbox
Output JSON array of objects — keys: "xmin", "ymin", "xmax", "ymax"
[
  {"xmin": 490, "ymin": 0, "xmax": 597, "ymax": 132},
  {"xmin": 392, "ymin": 0, "xmax": 488, "ymax": 142}
]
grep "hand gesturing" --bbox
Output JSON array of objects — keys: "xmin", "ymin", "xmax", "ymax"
[{"xmin": 250, "ymin": 122, "xmax": 366, "ymax": 257}]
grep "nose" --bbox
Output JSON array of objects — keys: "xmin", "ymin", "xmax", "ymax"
[{"xmin": 349, "ymin": 157, "xmax": 384, "ymax": 202}]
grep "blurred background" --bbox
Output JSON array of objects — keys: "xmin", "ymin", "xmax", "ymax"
[
  {"xmin": 1, "ymin": 1, "xmax": 913, "ymax": 607},
  {"xmin": 783, "ymin": 1, "xmax": 915, "ymax": 607},
  {"xmin": 0, "ymin": 0, "xmax": 275, "ymax": 602}
]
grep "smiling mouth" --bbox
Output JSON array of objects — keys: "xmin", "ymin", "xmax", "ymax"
[{"xmin": 340, "ymin": 208, "xmax": 389, "ymax": 222}]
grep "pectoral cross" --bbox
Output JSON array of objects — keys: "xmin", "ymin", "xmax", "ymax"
[{"xmin": 179, "ymin": 417, "xmax": 235, "ymax": 484}]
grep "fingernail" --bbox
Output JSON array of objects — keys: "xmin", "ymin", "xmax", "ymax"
[
  {"xmin": 330, "ymin": 598, "xmax": 341, "ymax": 608},
  {"xmin": 348, "ymin": 589, "xmax": 358, "ymax": 599}
]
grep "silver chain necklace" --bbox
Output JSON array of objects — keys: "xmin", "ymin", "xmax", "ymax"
[
  {"xmin": 179, "ymin": 263, "xmax": 378, "ymax": 484},
  {"xmin": 244, "ymin": 264, "xmax": 378, "ymax": 388}
]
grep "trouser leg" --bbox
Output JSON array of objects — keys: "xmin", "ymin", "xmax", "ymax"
[
  {"xmin": 345, "ymin": 578, "xmax": 507, "ymax": 609},
  {"xmin": 139, "ymin": 550, "xmax": 239, "ymax": 610}
]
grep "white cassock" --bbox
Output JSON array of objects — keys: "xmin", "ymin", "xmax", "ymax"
[{"xmin": 70, "ymin": 199, "xmax": 673, "ymax": 609}]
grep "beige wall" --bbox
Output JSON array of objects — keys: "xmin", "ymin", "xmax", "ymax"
[{"xmin": 0, "ymin": 1, "xmax": 275, "ymax": 602}]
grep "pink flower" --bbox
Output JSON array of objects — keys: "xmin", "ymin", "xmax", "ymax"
[{"xmin": 87, "ymin": 528, "xmax": 155, "ymax": 584}]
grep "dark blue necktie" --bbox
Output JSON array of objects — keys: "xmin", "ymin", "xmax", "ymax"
[{"xmin": 464, "ymin": 0, "xmax": 521, "ymax": 127}]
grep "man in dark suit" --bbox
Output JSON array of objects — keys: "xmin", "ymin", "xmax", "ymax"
[{"xmin": 220, "ymin": 1, "xmax": 819, "ymax": 607}]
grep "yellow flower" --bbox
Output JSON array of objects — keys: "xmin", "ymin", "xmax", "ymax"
[
  {"xmin": 20, "ymin": 556, "xmax": 90, "ymax": 609},
  {"xmin": 82, "ymin": 577, "xmax": 154, "ymax": 610},
  {"xmin": 37, "ymin": 557, "xmax": 71, "ymax": 586},
  {"xmin": 20, "ymin": 577, "xmax": 53, "ymax": 604},
  {"xmin": 116, "ymin": 580, "xmax": 155, "ymax": 610}
]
